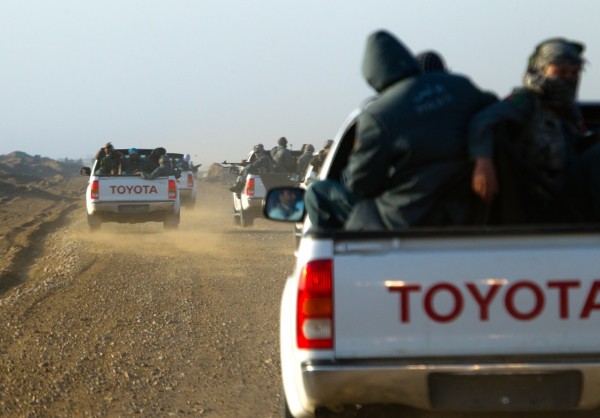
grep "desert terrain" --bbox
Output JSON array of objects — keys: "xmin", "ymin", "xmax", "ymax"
[
  {"xmin": 0, "ymin": 152, "xmax": 294, "ymax": 417},
  {"xmin": 2, "ymin": 152, "xmax": 598, "ymax": 418}
]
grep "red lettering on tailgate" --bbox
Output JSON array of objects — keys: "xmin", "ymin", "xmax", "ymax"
[
  {"xmin": 388, "ymin": 284, "xmax": 420, "ymax": 323},
  {"xmin": 108, "ymin": 185, "xmax": 159, "ymax": 194},
  {"xmin": 466, "ymin": 282, "xmax": 501, "ymax": 321},
  {"xmin": 548, "ymin": 280, "xmax": 580, "ymax": 319},
  {"xmin": 386, "ymin": 279, "xmax": 600, "ymax": 323},
  {"xmin": 505, "ymin": 281, "xmax": 544, "ymax": 320},
  {"xmin": 424, "ymin": 283, "xmax": 463, "ymax": 323},
  {"xmin": 581, "ymin": 281, "xmax": 600, "ymax": 318}
]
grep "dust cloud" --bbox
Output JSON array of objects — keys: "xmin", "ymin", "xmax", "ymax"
[{"xmin": 75, "ymin": 181, "xmax": 295, "ymax": 260}]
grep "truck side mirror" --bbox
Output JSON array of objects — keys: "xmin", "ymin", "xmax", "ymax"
[
  {"xmin": 263, "ymin": 187, "xmax": 306, "ymax": 223},
  {"xmin": 80, "ymin": 167, "xmax": 91, "ymax": 176}
]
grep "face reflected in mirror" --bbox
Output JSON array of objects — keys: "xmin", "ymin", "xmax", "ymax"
[{"xmin": 264, "ymin": 187, "xmax": 305, "ymax": 222}]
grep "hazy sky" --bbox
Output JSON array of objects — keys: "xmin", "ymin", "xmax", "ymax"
[{"xmin": 1, "ymin": 0, "xmax": 598, "ymax": 167}]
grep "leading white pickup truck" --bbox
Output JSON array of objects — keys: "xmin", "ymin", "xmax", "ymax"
[
  {"xmin": 265, "ymin": 103, "xmax": 600, "ymax": 417},
  {"xmin": 80, "ymin": 148, "xmax": 180, "ymax": 230}
]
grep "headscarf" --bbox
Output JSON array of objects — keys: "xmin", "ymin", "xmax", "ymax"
[{"xmin": 523, "ymin": 38, "xmax": 585, "ymax": 106}]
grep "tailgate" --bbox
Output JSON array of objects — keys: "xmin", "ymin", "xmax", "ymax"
[
  {"xmin": 333, "ymin": 233, "xmax": 600, "ymax": 359},
  {"xmin": 97, "ymin": 178, "xmax": 171, "ymax": 201}
]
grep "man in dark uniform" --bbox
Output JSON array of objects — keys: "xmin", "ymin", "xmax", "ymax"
[
  {"xmin": 94, "ymin": 142, "xmax": 122, "ymax": 175},
  {"xmin": 309, "ymin": 139, "xmax": 333, "ymax": 173},
  {"xmin": 469, "ymin": 38, "xmax": 600, "ymax": 223},
  {"xmin": 229, "ymin": 144, "xmax": 273, "ymax": 195},
  {"xmin": 305, "ymin": 30, "xmax": 497, "ymax": 230},
  {"xmin": 121, "ymin": 147, "xmax": 144, "ymax": 175},
  {"xmin": 142, "ymin": 147, "xmax": 172, "ymax": 180},
  {"xmin": 270, "ymin": 137, "xmax": 295, "ymax": 172},
  {"xmin": 296, "ymin": 144, "xmax": 315, "ymax": 177}
]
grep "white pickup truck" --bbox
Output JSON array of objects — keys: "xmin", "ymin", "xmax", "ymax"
[
  {"xmin": 265, "ymin": 103, "xmax": 600, "ymax": 417},
  {"xmin": 168, "ymin": 152, "xmax": 200, "ymax": 209},
  {"xmin": 80, "ymin": 148, "xmax": 180, "ymax": 230},
  {"xmin": 224, "ymin": 149, "xmax": 303, "ymax": 227}
]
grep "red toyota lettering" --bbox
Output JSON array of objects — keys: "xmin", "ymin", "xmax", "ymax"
[
  {"xmin": 109, "ymin": 185, "xmax": 159, "ymax": 194},
  {"xmin": 505, "ymin": 281, "xmax": 544, "ymax": 320},
  {"xmin": 466, "ymin": 283, "xmax": 502, "ymax": 321},
  {"xmin": 580, "ymin": 281, "xmax": 600, "ymax": 318},
  {"xmin": 548, "ymin": 280, "xmax": 580, "ymax": 319},
  {"xmin": 388, "ymin": 284, "xmax": 421, "ymax": 323},
  {"xmin": 424, "ymin": 283, "xmax": 463, "ymax": 323}
]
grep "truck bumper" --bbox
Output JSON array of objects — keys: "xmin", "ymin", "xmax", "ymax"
[
  {"xmin": 89, "ymin": 201, "xmax": 177, "ymax": 223},
  {"xmin": 297, "ymin": 357, "xmax": 600, "ymax": 413},
  {"xmin": 178, "ymin": 188, "xmax": 195, "ymax": 199}
]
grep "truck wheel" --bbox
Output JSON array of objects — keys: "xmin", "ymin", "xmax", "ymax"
[
  {"xmin": 233, "ymin": 208, "xmax": 241, "ymax": 226},
  {"xmin": 183, "ymin": 197, "xmax": 196, "ymax": 209},
  {"xmin": 87, "ymin": 213, "xmax": 102, "ymax": 231},
  {"xmin": 240, "ymin": 208, "xmax": 254, "ymax": 227},
  {"xmin": 163, "ymin": 211, "xmax": 180, "ymax": 229}
]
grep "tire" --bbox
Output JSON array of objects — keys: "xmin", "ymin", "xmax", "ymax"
[
  {"xmin": 183, "ymin": 197, "xmax": 196, "ymax": 209},
  {"xmin": 233, "ymin": 209, "xmax": 241, "ymax": 225},
  {"xmin": 87, "ymin": 213, "xmax": 102, "ymax": 231},
  {"xmin": 163, "ymin": 210, "xmax": 180, "ymax": 229},
  {"xmin": 240, "ymin": 208, "xmax": 254, "ymax": 227}
]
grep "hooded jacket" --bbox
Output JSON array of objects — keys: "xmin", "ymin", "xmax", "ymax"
[{"xmin": 344, "ymin": 30, "xmax": 497, "ymax": 229}]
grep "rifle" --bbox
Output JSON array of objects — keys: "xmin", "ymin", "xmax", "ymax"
[{"xmin": 221, "ymin": 160, "xmax": 249, "ymax": 174}]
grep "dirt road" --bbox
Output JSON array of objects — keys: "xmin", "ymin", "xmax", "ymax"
[
  {"xmin": 3, "ymin": 177, "xmax": 600, "ymax": 418},
  {"xmin": 0, "ymin": 181, "xmax": 294, "ymax": 417}
]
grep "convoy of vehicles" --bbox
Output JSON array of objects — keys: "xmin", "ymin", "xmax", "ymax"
[
  {"xmin": 264, "ymin": 103, "xmax": 600, "ymax": 417},
  {"xmin": 77, "ymin": 102, "xmax": 600, "ymax": 417},
  {"xmin": 80, "ymin": 148, "xmax": 181, "ymax": 230}
]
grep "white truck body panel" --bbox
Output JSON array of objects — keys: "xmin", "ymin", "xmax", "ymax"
[
  {"xmin": 177, "ymin": 170, "xmax": 197, "ymax": 207},
  {"xmin": 332, "ymin": 234, "xmax": 600, "ymax": 359}
]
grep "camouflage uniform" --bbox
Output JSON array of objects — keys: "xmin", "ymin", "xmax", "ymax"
[
  {"xmin": 270, "ymin": 137, "xmax": 295, "ymax": 172},
  {"xmin": 296, "ymin": 145, "xmax": 315, "ymax": 177},
  {"xmin": 309, "ymin": 140, "xmax": 333, "ymax": 173},
  {"xmin": 230, "ymin": 145, "xmax": 273, "ymax": 194}
]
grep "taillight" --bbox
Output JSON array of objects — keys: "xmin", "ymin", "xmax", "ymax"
[
  {"xmin": 168, "ymin": 179, "xmax": 177, "ymax": 199},
  {"xmin": 90, "ymin": 180, "xmax": 99, "ymax": 200},
  {"xmin": 187, "ymin": 173, "xmax": 193, "ymax": 188},
  {"xmin": 297, "ymin": 259, "xmax": 333, "ymax": 349},
  {"xmin": 245, "ymin": 178, "xmax": 255, "ymax": 197}
]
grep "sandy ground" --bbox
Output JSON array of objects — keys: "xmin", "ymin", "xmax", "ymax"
[
  {"xmin": 1, "ymin": 171, "xmax": 599, "ymax": 418},
  {"xmin": 0, "ymin": 178, "xmax": 296, "ymax": 417}
]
